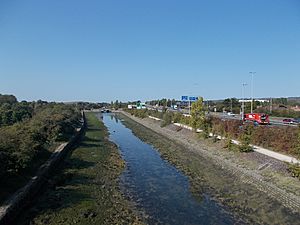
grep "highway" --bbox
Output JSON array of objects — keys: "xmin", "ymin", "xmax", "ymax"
[
  {"xmin": 211, "ymin": 112, "xmax": 298, "ymax": 127},
  {"xmin": 146, "ymin": 105, "xmax": 298, "ymax": 127}
]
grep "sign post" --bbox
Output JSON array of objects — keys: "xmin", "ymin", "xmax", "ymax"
[{"xmin": 181, "ymin": 96, "xmax": 198, "ymax": 115}]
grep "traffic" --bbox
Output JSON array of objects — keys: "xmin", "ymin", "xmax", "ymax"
[{"xmin": 144, "ymin": 103, "xmax": 299, "ymax": 127}]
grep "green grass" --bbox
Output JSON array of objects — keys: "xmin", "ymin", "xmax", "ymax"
[{"xmin": 16, "ymin": 112, "xmax": 143, "ymax": 225}]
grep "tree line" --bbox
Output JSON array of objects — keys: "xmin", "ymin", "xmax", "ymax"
[
  {"xmin": 125, "ymin": 97, "xmax": 300, "ymax": 157},
  {"xmin": 0, "ymin": 95, "xmax": 81, "ymax": 182}
]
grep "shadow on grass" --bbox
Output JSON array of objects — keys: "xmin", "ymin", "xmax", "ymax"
[
  {"xmin": 86, "ymin": 128, "xmax": 102, "ymax": 132},
  {"xmin": 0, "ymin": 148, "xmax": 52, "ymax": 205},
  {"xmin": 79, "ymin": 142, "xmax": 101, "ymax": 148},
  {"xmin": 67, "ymin": 157, "xmax": 96, "ymax": 170}
]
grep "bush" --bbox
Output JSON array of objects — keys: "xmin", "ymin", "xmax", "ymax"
[
  {"xmin": 0, "ymin": 103, "xmax": 81, "ymax": 179},
  {"xmin": 288, "ymin": 163, "xmax": 300, "ymax": 179},
  {"xmin": 224, "ymin": 138, "xmax": 234, "ymax": 151},
  {"xmin": 238, "ymin": 124, "xmax": 254, "ymax": 153},
  {"xmin": 161, "ymin": 112, "xmax": 173, "ymax": 127}
]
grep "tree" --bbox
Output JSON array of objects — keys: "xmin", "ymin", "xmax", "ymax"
[
  {"xmin": 0, "ymin": 94, "xmax": 17, "ymax": 105},
  {"xmin": 161, "ymin": 112, "xmax": 173, "ymax": 127},
  {"xmin": 223, "ymin": 98, "xmax": 240, "ymax": 113},
  {"xmin": 239, "ymin": 124, "xmax": 254, "ymax": 152},
  {"xmin": 190, "ymin": 97, "xmax": 205, "ymax": 131}
]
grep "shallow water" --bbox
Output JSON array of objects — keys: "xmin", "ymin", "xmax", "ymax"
[{"xmin": 103, "ymin": 114, "xmax": 238, "ymax": 225}]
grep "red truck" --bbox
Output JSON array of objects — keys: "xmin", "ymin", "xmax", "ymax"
[{"xmin": 243, "ymin": 113, "xmax": 270, "ymax": 125}]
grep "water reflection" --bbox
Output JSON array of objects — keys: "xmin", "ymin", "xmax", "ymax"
[{"xmin": 103, "ymin": 114, "xmax": 237, "ymax": 225}]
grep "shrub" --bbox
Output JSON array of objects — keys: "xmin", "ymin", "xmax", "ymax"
[
  {"xmin": 0, "ymin": 103, "xmax": 81, "ymax": 179},
  {"xmin": 238, "ymin": 124, "xmax": 254, "ymax": 153},
  {"xmin": 224, "ymin": 138, "xmax": 234, "ymax": 151},
  {"xmin": 288, "ymin": 163, "xmax": 300, "ymax": 179},
  {"xmin": 161, "ymin": 112, "xmax": 173, "ymax": 127}
]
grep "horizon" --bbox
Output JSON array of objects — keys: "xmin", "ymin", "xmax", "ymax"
[
  {"xmin": 1, "ymin": 0, "xmax": 299, "ymax": 102},
  {"xmin": 4, "ymin": 93, "xmax": 300, "ymax": 104}
]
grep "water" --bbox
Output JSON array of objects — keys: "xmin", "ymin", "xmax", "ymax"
[{"xmin": 103, "ymin": 114, "xmax": 237, "ymax": 225}]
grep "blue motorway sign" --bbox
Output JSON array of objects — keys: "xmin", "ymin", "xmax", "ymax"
[
  {"xmin": 181, "ymin": 96, "xmax": 198, "ymax": 102},
  {"xmin": 181, "ymin": 96, "xmax": 188, "ymax": 101},
  {"xmin": 189, "ymin": 96, "xmax": 198, "ymax": 101}
]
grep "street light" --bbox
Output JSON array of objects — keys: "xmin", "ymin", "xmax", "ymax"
[
  {"xmin": 249, "ymin": 71, "xmax": 256, "ymax": 113},
  {"xmin": 242, "ymin": 83, "xmax": 248, "ymax": 121}
]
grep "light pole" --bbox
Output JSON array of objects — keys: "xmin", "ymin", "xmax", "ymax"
[
  {"xmin": 249, "ymin": 71, "xmax": 256, "ymax": 113},
  {"xmin": 242, "ymin": 83, "xmax": 248, "ymax": 121}
]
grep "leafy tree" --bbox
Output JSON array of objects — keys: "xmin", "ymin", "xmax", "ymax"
[
  {"xmin": 161, "ymin": 112, "xmax": 173, "ymax": 127},
  {"xmin": 114, "ymin": 100, "xmax": 120, "ymax": 109},
  {"xmin": 239, "ymin": 124, "xmax": 254, "ymax": 152},
  {"xmin": 0, "ymin": 94, "xmax": 17, "ymax": 105},
  {"xmin": 0, "ymin": 102, "xmax": 81, "ymax": 180},
  {"xmin": 190, "ymin": 97, "xmax": 205, "ymax": 131},
  {"xmin": 173, "ymin": 112, "xmax": 183, "ymax": 123}
]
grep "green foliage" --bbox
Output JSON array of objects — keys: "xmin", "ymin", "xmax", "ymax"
[
  {"xmin": 224, "ymin": 138, "xmax": 234, "ymax": 151},
  {"xmin": 161, "ymin": 112, "xmax": 173, "ymax": 127},
  {"xmin": 288, "ymin": 163, "xmax": 300, "ymax": 179},
  {"xmin": 222, "ymin": 98, "xmax": 240, "ymax": 113},
  {"xmin": 0, "ymin": 101, "xmax": 33, "ymax": 127},
  {"xmin": 0, "ymin": 103, "xmax": 81, "ymax": 180},
  {"xmin": 239, "ymin": 124, "xmax": 254, "ymax": 153},
  {"xmin": 112, "ymin": 100, "xmax": 122, "ymax": 109},
  {"xmin": 126, "ymin": 109, "xmax": 148, "ymax": 118},
  {"xmin": 190, "ymin": 97, "xmax": 205, "ymax": 131},
  {"xmin": 0, "ymin": 94, "xmax": 17, "ymax": 104},
  {"xmin": 173, "ymin": 112, "xmax": 183, "ymax": 123},
  {"xmin": 180, "ymin": 115, "xmax": 191, "ymax": 126},
  {"xmin": 200, "ymin": 117, "xmax": 212, "ymax": 139}
]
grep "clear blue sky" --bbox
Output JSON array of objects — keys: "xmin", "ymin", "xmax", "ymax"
[{"xmin": 0, "ymin": 0, "xmax": 299, "ymax": 102}]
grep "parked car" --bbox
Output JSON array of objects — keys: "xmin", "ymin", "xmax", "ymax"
[
  {"xmin": 294, "ymin": 118, "xmax": 300, "ymax": 123},
  {"xmin": 282, "ymin": 118, "xmax": 298, "ymax": 124},
  {"xmin": 227, "ymin": 112, "xmax": 235, "ymax": 116}
]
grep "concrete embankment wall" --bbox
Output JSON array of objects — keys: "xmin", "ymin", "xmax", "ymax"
[{"xmin": 0, "ymin": 112, "xmax": 86, "ymax": 225}]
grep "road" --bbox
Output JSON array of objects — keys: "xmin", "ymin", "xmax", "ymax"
[
  {"xmin": 211, "ymin": 112, "xmax": 298, "ymax": 127},
  {"xmin": 146, "ymin": 105, "xmax": 298, "ymax": 127}
]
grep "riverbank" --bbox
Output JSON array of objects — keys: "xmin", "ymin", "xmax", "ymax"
[
  {"xmin": 118, "ymin": 111, "xmax": 300, "ymax": 224},
  {"xmin": 15, "ymin": 112, "xmax": 143, "ymax": 225}
]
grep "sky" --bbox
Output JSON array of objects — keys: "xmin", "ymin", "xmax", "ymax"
[{"xmin": 0, "ymin": 0, "xmax": 299, "ymax": 102}]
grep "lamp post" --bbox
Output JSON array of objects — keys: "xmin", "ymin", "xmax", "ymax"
[
  {"xmin": 249, "ymin": 72, "xmax": 256, "ymax": 113},
  {"xmin": 242, "ymin": 83, "xmax": 248, "ymax": 121}
]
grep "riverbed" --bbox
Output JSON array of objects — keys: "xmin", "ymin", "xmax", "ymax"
[{"xmin": 103, "ymin": 114, "xmax": 239, "ymax": 225}]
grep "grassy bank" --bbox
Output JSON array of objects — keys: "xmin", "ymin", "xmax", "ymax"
[
  {"xmin": 16, "ymin": 112, "xmax": 143, "ymax": 225},
  {"xmin": 118, "ymin": 113, "xmax": 300, "ymax": 225}
]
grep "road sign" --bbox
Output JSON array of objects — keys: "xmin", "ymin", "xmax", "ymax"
[
  {"xmin": 181, "ymin": 96, "xmax": 188, "ymax": 101},
  {"xmin": 189, "ymin": 96, "xmax": 198, "ymax": 101}
]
